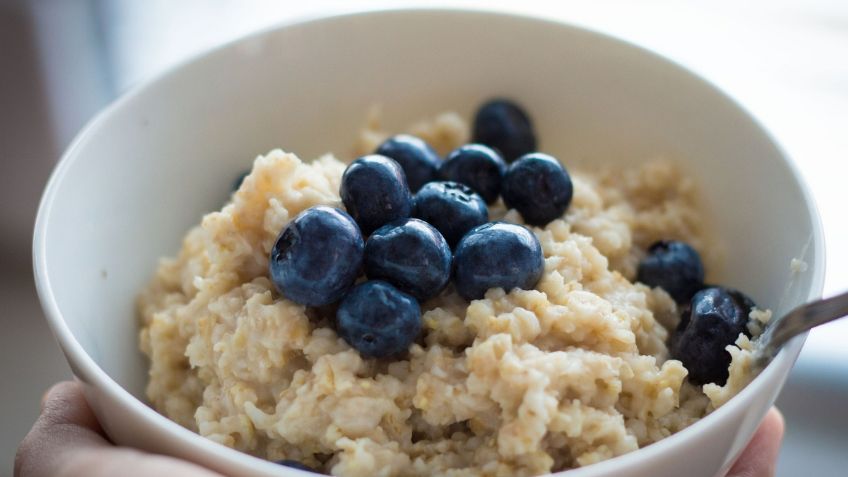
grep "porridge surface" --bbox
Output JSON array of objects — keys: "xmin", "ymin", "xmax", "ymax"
[{"xmin": 139, "ymin": 112, "xmax": 762, "ymax": 476}]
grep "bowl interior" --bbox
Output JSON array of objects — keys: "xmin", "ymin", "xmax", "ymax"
[{"xmin": 36, "ymin": 6, "xmax": 822, "ymax": 461}]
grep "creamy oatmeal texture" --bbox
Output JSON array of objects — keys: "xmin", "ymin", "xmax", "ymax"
[{"xmin": 139, "ymin": 112, "xmax": 763, "ymax": 476}]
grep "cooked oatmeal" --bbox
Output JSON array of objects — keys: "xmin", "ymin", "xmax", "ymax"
[{"xmin": 138, "ymin": 112, "xmax": 765, "ymax": 476}]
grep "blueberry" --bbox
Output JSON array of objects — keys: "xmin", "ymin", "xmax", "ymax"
[
  {"xmin": 340, "ymin": 155, "xmax": 414, "ymax": 235},
  {"xmin": 676, "ymin": 285, "xmax": 756, "ymax": 333},
  {"xmin": 336, "ymin": 280, "xmax": 422, "ymax": 358},
  {"xmin": 413, "ymin": 181, "xmax": 488, "ymax": 249},
  {"xmin": 440, "ymin": 144, "xmax": 507, "ymax": 204},
  {"xmin": 375, "ymin": 135, "xmax": 441, "ymax": 192},
  {"xmin": 269, "ymin": 206, "xmax": 364, "ymax": 307},
  {"xmin": 671, "ymin": 286, "xmax": 755, "ymax": 385},
  {"xmin": 501, "ymin": 153, "xmax": 573, "ymax": 226},
  {"xmin": 276, "ymin": 460, "xmax": 317, "ymax": 473},
  {"xmin": 637, "ymin": 240, "xmax": 705, "ymax": 303},
  {"xmin": 472, "ymin": 99, "xmax": 537, "ymax": 162},
  {"xmin": 453, "ymin": 222, "xmax": 544, "ymax": 300},
  {"xmin": 365, "ymin": 218, "xmax": 452, "ymax": 301}
]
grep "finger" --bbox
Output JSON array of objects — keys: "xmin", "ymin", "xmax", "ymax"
[
  {"xmin": 40, "ymin": 381, "xmax": 107, "ymax": 433},
  {"xmin": 16, "ymin": 381, "xmax": 111, "ymax": 477},
  {"xmin": 727, "ymin": 407, "xmax": 786, "ymax": 477},
  {"xmin": 16, "ymin": 381, "xmax": 224, "ymax": 477}
]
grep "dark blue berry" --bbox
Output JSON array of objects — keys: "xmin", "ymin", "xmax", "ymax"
[
  {"xmin": 269, "ymin": 206, "xmax": 364, "ymax": 307},
  {"xmin": 340, "ymin": 155, "xmax": 413, "ymax": 235},
  {"xmin": 453, "ymin": 222, "xmax": 544, "ymax": 300},
  {"xmin": 364, "ymin": 218, "xmax": 452, "ymax": 301},
  {"xmin": 671, "ymin": 286, "xmax": 755, "ymax": 385},
  {"xmin": 675, "ymin": 285, "xmax": 755, "ymax": 333},
  {"xmin": 233, "ymin": 170, "xmax": 250, "ymax": 191},
  {"xmin": 472, "ymin": 99, "xmax": 536, "ymax": 162},
  {"xmin": 375, "ymin": 135, "xmax": 441, "ymax": 192},
  {"xmin": 501, "ymin": 153, "xmax": 573, "ymax": 226},
  {"xmin": 276, "ymin": 459, "xmax": 317, "ymax": 473},
  {"xmin": 413, "ymin": 181, "xmax": 488, "ymax": 248},
  {"xmin": 637, "ymin": 240, "xmax": 705, "ymax": 303},
  {"xmin": 440, "ymin": 144, "xmax": 507, "ymax": 204},
  {"xmin": 336, "ymin": 281, "xmax": 422, "ymax": 358}
]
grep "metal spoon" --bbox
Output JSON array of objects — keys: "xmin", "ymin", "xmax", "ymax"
[{"xmin": 754, "ymin": 290, "xmax": 848, "ymax": 367}]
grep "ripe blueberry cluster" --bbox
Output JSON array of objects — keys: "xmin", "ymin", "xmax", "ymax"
[{"xmin": 268, "ymin": 99, "xmax": 572, "ymax": 360}]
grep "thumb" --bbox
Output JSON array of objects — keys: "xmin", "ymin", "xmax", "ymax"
[
  {"xmin": 726, "ymin": 407, "xmax": 786, "ymax": 477},
  {"xmin": 16, "ymin": 381, "xmax": 225, "ymax": 477},
  {"xmin": 15, "ymin": 381, "xmax": 112, "ymax": 477}
]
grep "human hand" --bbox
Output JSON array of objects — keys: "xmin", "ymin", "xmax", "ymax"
[
  {"xmin": 14, "ymin": 381, "xmax": 223, "ymax": 477},
  {"xmin": 15, "ymin": 381, "xmax": 785, "ymax": 477},
  {"xmin": 726, "ymin": 407, "xmax": 785, "ymax": 477}
]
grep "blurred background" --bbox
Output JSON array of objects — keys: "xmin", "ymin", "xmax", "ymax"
[{"xmin": 1, "ymin": 0, "xmax": 846, "ymax": 475}]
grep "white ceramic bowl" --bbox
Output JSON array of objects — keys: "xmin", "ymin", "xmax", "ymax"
[{"xmin": 34, "ymin": 8, "xmax": 825, "ymax": 477}]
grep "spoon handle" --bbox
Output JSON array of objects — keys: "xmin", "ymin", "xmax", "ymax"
[{"xmin": 757, "ymin": 290, "xmax": 848, "ymax": 362}]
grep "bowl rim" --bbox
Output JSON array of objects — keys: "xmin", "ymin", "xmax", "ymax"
[{"xmin": 32, "ymin": 6, "xmax": 827, "ymax": 476}]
